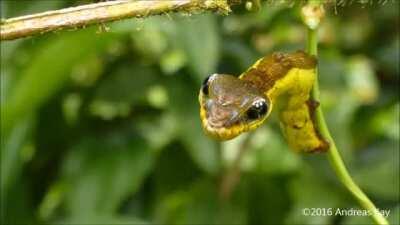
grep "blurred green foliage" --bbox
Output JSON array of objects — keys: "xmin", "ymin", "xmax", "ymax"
[{"xmin": 0, "ymin": 1, "xmax": 399, "ymax": 225}]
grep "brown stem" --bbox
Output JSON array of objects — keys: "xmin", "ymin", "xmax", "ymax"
[
  {"xmin": 0, "ymin": 0, "xmax": 231, "ymax": 41},
  {"xmin": 219, "ymin": 133, "xmax": 253, "ymax": 200}
]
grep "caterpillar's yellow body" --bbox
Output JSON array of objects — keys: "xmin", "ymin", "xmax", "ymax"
[{"xmin": 199, "ymin": 51, "xmax": 328, "ymax": 152}]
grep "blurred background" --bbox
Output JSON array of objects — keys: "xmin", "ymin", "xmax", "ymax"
[{"xmin": 1, "ymin": 0, "xmax": 399, "ymax": 224}]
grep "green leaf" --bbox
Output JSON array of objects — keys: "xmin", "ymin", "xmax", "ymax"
[
  {"xmin": 131, "ymin": 21, "xmax": 168, "ymax": 61},
  {"xmin": 178, "ymin": 114, "xmax": 220, "ymax": 174},
  {"xmin": 2, "ymin": 0, "xmax": 62, "ymax": 18},
  {"xmin": 354, "ymin": 144, "xmax": 399, "ymax": 200},
  {"xmin": 59, "ymin": 135, "xmax": 154, "ymax": 219},
  {"xmin": 369, "ymin": 103, "xmax": 400, "ymax": 141},
  {"xmin": 135, "ymin": 113, "xmax": 177, "ymax": 151},
  {"xmin": 176, "ymin": 14, "xmax": 220, "ymax": 81},
  {"xmin": 60, "ymin": 215, "xmax": 149, "ymax": 225},
  {"xmin": 160, "ymin": 48, "xmax": 187, "ymax": 75},
  {"xmin": 246, "ymin": 174, "xmax": 291, "ymax": 225},
  {"xmin": 152, "ymin": 144, "xmax": 202, "ymax": 198},
  {"xmin": 93, "ymin": 65, "xmax": 158, "ymax": 104},
  {"xmin": 375, "ymin": 37, "xmax": 399, "ymax": 76},
  {"xmin": 1, "ymin": 29, "xmax": 117, "ymax": 135},
  {"xmin": 155, "ymin": 180, "xmax": 247, "ymax": 225},
  {"xmin": 2, "ymin": 176, "xmax": 36, "ymax": 224},
  {"xmin": 0, "ymin": 116, "xmax": 34, "ymax": 191},
  {"xmin": 89, "ymin": 64, "xmax": 162, "ymax": 121}
]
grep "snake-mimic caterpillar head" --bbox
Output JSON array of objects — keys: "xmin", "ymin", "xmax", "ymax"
[{"xmin": 199, "ymin": 74, "xmax": 272, "ymax": 140}]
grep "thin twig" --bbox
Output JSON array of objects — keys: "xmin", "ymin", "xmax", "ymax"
[
  {"xmin": 303, "ymin": 2, "xmax": 389, "ymax": 225},
  {"xmin": 219, "ymin": 133, "xmax": 253, "ymax": 200},
  {"xmin": 0, "ymin": 0, "xmax": 231, "ymax": 41}
]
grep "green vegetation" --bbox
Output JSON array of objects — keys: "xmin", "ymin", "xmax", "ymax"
[{"xmin": 1, "ymin": 1, "xmax": 398, "ymax": 225}]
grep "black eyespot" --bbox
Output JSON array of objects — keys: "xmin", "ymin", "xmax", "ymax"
[
  {"xmin": 246, "ymin": 99, "xmax": 268, "ymax": 120},
  {"xmin": 201, "ymin": 75, "xmax": 213, "ymax": 95}
]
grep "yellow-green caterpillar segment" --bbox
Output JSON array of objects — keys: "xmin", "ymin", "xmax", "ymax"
[{"xmin": 199, "ymin": 50, "xmax": 328, "ymax": 153}]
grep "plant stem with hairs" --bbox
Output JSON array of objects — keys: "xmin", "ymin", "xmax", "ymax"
[
  {"xmin": 0, "ymin": 0, "xmax": 231, "ymax": 41},
  {"xmin": 302, "ymin": 2, "xmax": 389, "ymax": 225}
]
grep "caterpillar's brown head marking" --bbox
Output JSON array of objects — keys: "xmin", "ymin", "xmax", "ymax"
[{"xmin": 199, "ymin": 74, "xmax": 272, "ymax": 140}]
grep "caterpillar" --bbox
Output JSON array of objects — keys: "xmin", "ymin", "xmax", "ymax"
[{"xmin": 198, "ymin": 50, "xmax": 328, "ymax": 153}]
